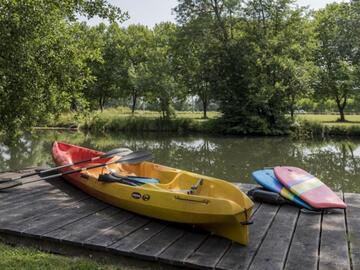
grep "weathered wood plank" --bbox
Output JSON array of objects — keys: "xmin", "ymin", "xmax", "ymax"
[
  {"xmin": 16, "ymin": 198, "xmax": 108, "ymax": 235},
  {"xmin": 319, "ymin": 195, "xmax": 350, "ymax": 270},
  {"xmin": 133, "ymin": 226, "xmax": 184, "ymax": 260},
  {"xmin": 284, "ymin": 211, "xmax": 321, "ymax": 270},
  {"xmin": 0, "ymin": 183, "xmax": 55, "ymax": 209},
  {"xmin": 248, "ymin": 205, "xmax": 299, "ymax": 270},
  {"xmin": 87, "ymin": 215, "xmax": 150, "ymax": 247},
  {"xmin": 44, "ymin": 207, "xmax": 133, "ymax": 243},
  {"xmin": 185, "ymin": 236, "xmax": 231, "ymax": 269},
  {"xmin": 158, "ymin": 230, "xmax": 208, "ymax": 265},
  {"xmin": 112, "ymin": 221, "xmax": 166, "ymax": 253},
  {"xmin": 216, "ymin": 203, "xmax": 280, "ymax": 270},
  {"xmin": 345, "ymin": 193, "xmax": 360, "ymax": 270},
  {"xmin": 0, "ymin": 171, "xmax": 356, "ymax": 270},
  {"xmin": 0, "ymin": 187, "xmax": 88, "ymax": 228}
]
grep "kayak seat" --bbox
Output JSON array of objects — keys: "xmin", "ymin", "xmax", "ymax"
[{"xmin": 98, "ymin": 173, "xmax": 160, "ymax": 186}]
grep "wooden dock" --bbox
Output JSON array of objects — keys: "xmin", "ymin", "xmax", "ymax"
[{"xmin": 0, "ymin": 168, "xmax": 356, "ymax": 270}]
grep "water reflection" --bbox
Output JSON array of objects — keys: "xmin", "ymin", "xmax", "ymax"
[{"xmin": 0, "ymin": 130, "xmax": 359, "ymax": 192}]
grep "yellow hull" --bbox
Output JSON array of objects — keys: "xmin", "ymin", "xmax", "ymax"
[{"xmin": 53, "ymin": 142, "xmax": 254, "ymax": 245}]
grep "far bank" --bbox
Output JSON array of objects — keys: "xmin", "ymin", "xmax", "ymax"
[{"xmin": 41, "ymin": 108, "xmax": 360, "ymax": 138}]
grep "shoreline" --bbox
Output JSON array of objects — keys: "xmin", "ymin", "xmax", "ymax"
[{"xmin": 33, "ymin": 109, "xmax": 360, "ymax": 138}]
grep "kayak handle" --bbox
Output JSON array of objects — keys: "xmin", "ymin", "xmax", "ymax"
[{"xmin": 240, "ymin": 220, "xmax": 254, "ymax": 225}]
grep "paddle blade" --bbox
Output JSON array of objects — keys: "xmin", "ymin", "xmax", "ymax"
[
  {"xmin": 117, "ymin": 150, "xmax": 153, "ymax": 164},
  {"xmin": 100, "ymin": 148, "xmax": 133, "ymax": 158}
]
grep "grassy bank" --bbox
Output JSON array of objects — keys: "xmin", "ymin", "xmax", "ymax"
[
  {"xmin": 293, "ymin": 114, "xmax": 360, "ymax": 137},
  {"xmin": 0, "ymin": 241, "xmax": 158, "ymax": 270},
  {"xmin": 43, "ymin": 108, "xmax": 360, "ymax": 137},
  {"xmin": 45, "ymin": 107, "xmax": 220, "ymax": 133},
  {"xmin": 296, "ymin": 114, "xmax": 360, "ymax": 125}
]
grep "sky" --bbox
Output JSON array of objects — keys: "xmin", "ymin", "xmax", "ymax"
[{"xmin": 82, "ymin": 0, "xmax": 345, "ymax": 27}]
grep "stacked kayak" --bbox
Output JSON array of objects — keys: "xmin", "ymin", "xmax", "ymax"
[
  {"xmin": 52, "ymin": 141, "xmax": 254, "ymax": 245},
  {"xmin": 251, "ymin": 166, "xmax": 346, "ymax": 210}
]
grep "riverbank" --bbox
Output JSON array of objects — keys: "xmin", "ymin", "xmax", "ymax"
[
  {"xmin": 294, "ymin": 114, "xmax": 360, "ymax": 137},
  {"xmin": 0, "ymin": 241, "xmax": 141, "ymax": 270},
  {"xmin": 42, "ymin": 108, "xmax": 360, "ymax": 137},
  {"xmin": 44, "ymin": 108, "xmax": 220, "ymax": 133}
]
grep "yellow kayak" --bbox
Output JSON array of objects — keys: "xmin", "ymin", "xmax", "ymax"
[{"xmin": 52, "ymin": 141, "xmax": 254, "ymax": 245}]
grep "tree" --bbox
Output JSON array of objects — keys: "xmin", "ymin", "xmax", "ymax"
[
  {"xmin": 85, "ymin": 23, "xmax": 127, "ymax": 111},
  {"xmin": 0, "ymin": 0, "xmax": 127, "ymax": 135},
  {"xmin": 313, "ymin": 2, "xmax": 357, "ymax": 122},
  {"xmin": 122, "ymin": 25, "xmax": 153, "ymax": 114},
  {"xmin": 145, "ymin": 23, "xmax": 183, "ymax": 119},
  {"xmin": 174, "ymin": 19, "xmax": 219, "ymax": 118},
  {"xmin": 175, "ymin": 0, "xmax": 312, "ymax": 133},
  {"xmin": 242, "ymin": 0, "xmax": 313, "ymax": 125}
]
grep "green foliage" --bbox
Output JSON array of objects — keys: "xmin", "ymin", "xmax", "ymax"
[
  {"xmin": 174, "ymin": 0, "xmax": 314, "ymax": 134},
  {"xmin": 85, "ymin": 23, "xmax": 127, "ymax": 111},
  {"xmin": 313, "ymin": 2, "xmax": 359, "ymax": 122},
  {"xmin": 0, "ymin": 0, "xmax": 126, "ymax": 136},
  {"xmin": 121, "ymin": 25, "xmax": 154, "ymax": 113},
  {"xmin": 2, "ymin": 0, "xmax": 360, "ymax": 137},
  {"xmin": 292, "ymin": 119, "xmax": 360, "ymax": 138}
]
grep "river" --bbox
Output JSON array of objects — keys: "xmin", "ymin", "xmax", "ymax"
[{"xmin": 0, "ymin": 130, "xmax": 359, "ymax": 192}]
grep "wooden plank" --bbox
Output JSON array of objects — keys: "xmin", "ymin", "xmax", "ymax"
[
  {"xmin": 185, "ymin": 235, "xmax": 231, "ymax": 269},
  {"xmin": 133, "ymin": 226, "xmax": 184, "ymax": 260},
  {"xmin": 248, "ymin": 205, "xmax": 299, "ymax": 270},
  {"xmin": 159, "ymin": 230, "xmax": 208, "ymax": 265},
  {"xmin": 0, "ymin": 183, "xmax": 56, "ymax": 209},
  {"xmin": 345, "ymin": 193, "xmax": 360, "ymax": 270},
  {"xmin": 0, "ymin": 179, "xmax": 84, "ymax": 214},
  {"xmin": 0, "ymin": 184, "xmax": 56, "ymax": 210},
  {"xmin": 284, "ymin": 211, "xmax": 321, "ymax": 270},
  {"xmin": 0, "ymin": 187, "xmax": 88, "ymax": 227},
  {"xmin": 111, "ymin": 221, "xmax": 166, "ymax": 253},
  {"xmin": 319, "ymin": 198, "xmax": 350, "ymax": 270},
  {"xmin": 44, "ymin": 207, "xmax": 133, "ymax": 243},
  {"xmin": 16, "ymin": 198, "xmax": 108, "ymax": 235},
  {"xmin": 86, "ymin": 215, "xmax": 150, "ymax": 247},
  {"xmin": 216, "ymin": 203, "xmax": 279, "ymax": 270},
  {"xmin": 0, "ymin": 188, "xmax": 74, "ymax": 221}
]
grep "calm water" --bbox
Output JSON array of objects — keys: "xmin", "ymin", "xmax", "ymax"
[{"xmin": 0, "ymin": 130, "xmax": 359, "ymax": 192}]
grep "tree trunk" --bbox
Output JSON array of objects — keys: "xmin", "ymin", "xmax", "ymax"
[
  {"xmin": 339, "ymin": 106, "xmax": 346, "ymax": 122},
  {"xmin": 99, "ymin": 96, "xmax": 104, "ymax": 112},
  {"xmin": 336, "ymin": 96, "xmax": 347, "ymax": 122},
  {"xmin": 131, "ymin": 92, "xmax": 137, "ymax": 114},
  {"xmin": 290, "ymin": 94, "xmax": 295, "ymax": 120},
  {"xmin": 202, "ymin": 99, "xmax": 208, "ymax": 119},
  {"xmin": 290, "ymin": 107, "xmax": 294, "ymax": 120}
]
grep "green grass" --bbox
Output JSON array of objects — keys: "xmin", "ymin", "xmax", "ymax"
[
  {"xmin": 55, "ymin": 107, "xmax": 220, "ymax": 126},
  {"xmin": 0, "ymin": 241, "xmax": 160, "ymax": 270},
  {"xmin": 44, "ymin": 107, "xmax": 220, "ymax": 133},
  {"xmin": 45, "ymin": 109, "xmax": 360, "ymax": 137},
  {"xmin": 296, "ymin": 114, "xmax": 360, "ymax": 126},
  {"xmin": 293, "ymin": 114, "xmax": 360, "ymax": 138}
]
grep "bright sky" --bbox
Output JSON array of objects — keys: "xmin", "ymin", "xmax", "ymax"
[{"xmin": 82, "ymin": 0, "xmax": 345, "ymax": 27}]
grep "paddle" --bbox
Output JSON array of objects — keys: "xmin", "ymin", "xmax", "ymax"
[
  {"xmin": 0, "ymin": 147, "xmax": 133, "ymax": 184},
  {"xmin": 0, "ymin": 150, "xmax": 153, "ymax": 190}
]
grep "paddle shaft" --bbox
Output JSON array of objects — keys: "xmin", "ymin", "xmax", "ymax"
[
  {"xmin": 36, "ymin": 159, "xmax": 120, "ymax": 181},
  {"xmin": 0, "ymin": 147, "xmax": 132, "ymax": 183},
  {"xmin": 0, "ymin": 150, "xmax": 152, "ymax": 190},
  {"xmin": 9, "ymin": 156, "xmax": 100, "ymax": 181}
]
